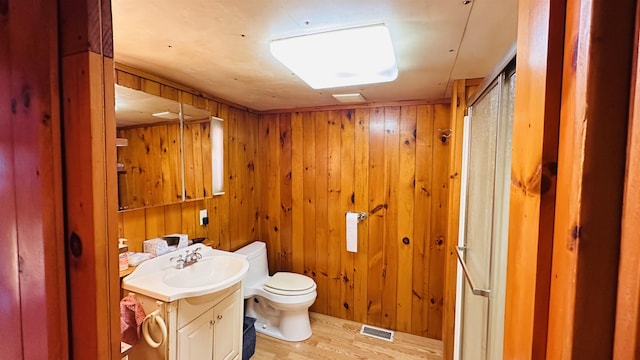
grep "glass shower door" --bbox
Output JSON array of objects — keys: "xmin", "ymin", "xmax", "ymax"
[{"xmin": 455, "ymin": 66, "xmax": 515, "ymax": 360}]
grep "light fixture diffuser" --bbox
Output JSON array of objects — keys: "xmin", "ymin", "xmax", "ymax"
[
  {"xmin": 152, "ymin": 111, "xmax": 192, "ymax": 120},
  {"xmin": 332, "ymin": 93, "xmax": 367, "ymax": 103},
  {"xmin": 152, "ymin": 111, "xmax": 180, "ymax": 120},
  {"xmin": 270, "ymin": 24, "xmax": 398, "ymax": 89}
]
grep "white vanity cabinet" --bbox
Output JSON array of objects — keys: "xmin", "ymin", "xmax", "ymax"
[
  {"xmin": 127, "ymin": 282, "xmax": 243, "ymax": 360},
  {"xmin": 176, "ymin": 285, "xmax": 242, "ymax": 360},
  {"xmin": 122, "ymin": 244, "xmax": 249, "ymax": 360},
  {"xmin": 174, "ymin": 283, "xmax": 243, "ymax": 360}
]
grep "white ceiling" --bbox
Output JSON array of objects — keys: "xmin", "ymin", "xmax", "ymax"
[{"xmin": 112, "ymin": 0, "xmax": 518, "ymax": 112}]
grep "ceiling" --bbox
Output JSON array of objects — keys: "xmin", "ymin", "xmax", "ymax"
[{"xmin": 112, "ymin": 0, "xmax": 518, "ymax": 112}]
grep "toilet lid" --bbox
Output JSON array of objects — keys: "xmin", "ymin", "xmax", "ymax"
[{"xmin": 263, "ymin": 272, "xmax": 316, "ymax": 295}]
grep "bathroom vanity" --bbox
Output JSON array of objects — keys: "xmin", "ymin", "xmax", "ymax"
[
  {"xmin": 122, "ymin": 244, "xmax": 249, "ymax": 360},
  {"xmin": 176, "ymin": 284, "xmax": 241, "ymax": 359}
]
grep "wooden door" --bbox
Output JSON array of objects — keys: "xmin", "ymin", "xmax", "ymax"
[{"xmin": 1, "ymin": 0, "xmax": 69, "ymax": 358}]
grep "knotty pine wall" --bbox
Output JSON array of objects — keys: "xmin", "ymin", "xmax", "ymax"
[
  {"xmin": 115, "ymin": 67, "xmax": 452, "ymax": 339},
  {"xmin": 256, "ymin": 104, "xmax": 451, "ymax": 339}
]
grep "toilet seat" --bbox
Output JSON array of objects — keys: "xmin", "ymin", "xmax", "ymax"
[{"xmin": 263, "ymin": 272, "xmax": 316, "ymax": 296}]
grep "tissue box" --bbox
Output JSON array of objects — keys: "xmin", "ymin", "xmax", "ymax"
[
  {"xmin": 143, "ymin": 238, "xmax": 171, "ymax": 257},
  {"xmin": 163, "ymin": 233, "xmax": 188, "ymax": 250},
  {"xmin": 143, "ymin": 234, "xmax": 189, "ymax": 257}
]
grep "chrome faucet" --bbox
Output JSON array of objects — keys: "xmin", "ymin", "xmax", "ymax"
[
  {"xmin": 169, "ymin": 254, "xmax": 185, "ymax": 269},
  {"xmin": 170, "ymin": 248, "xmax": 202, "ymax": 269},
  {"xmin": 184, "ymin": 248, "xmax": 202, "ymax": 267}
]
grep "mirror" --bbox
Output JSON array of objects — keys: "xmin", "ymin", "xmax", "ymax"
[
  {"xmin": 115, "ymin": 85, "xmax": 183, "ymax": 210},
  {"xmin": 181, "ymin": 103, "xmax": 213, "ymax": 201},
  {"xmin": 115, "ymin": 84, "xmax": 224, "ymax": 210}
]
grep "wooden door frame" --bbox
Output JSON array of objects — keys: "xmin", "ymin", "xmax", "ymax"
[
  {"xmin": 501, "ymin": 0, "xmax": 636, "ymax": 358},
  {"xmin": 59, "ymin": 0, "xmax": 120, "ymax": 358},
  {"xmin": 502, "ymin": 0, "xmax": 565, "ymax": 358}
]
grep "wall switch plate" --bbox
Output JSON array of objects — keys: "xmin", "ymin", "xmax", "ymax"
[{"xmin": 199, "ymin": 209, "xmax": 208, "ymax": 226}]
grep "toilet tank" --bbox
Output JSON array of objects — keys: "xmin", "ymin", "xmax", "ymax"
[{"xmin": 234, "ymin": 241, "xmax": 269, "ymax": 287}]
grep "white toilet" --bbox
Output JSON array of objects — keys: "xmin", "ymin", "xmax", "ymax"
[{"xmin": 234, "ymin": 241, "xmax": 317, "ymax": 342}]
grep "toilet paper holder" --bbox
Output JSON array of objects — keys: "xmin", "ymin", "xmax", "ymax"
[{"xmin": 347, "ymin": 211, "xmax": 367, "ymax": 222}]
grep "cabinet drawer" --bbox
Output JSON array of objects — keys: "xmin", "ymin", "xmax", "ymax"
[{"xmin": 177, "ymin": 283, "xmax": 240, "ymax": 328}]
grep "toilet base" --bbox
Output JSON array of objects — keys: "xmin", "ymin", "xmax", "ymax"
[{"xmin": 246, "ymin": 296, "xmax": 312, "ymax": 342}]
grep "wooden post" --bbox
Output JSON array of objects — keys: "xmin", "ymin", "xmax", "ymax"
[
  {"xmin": 546, "ymin": 0, "xmax": 635, "ymax": 358},
  {"xmin": 59, "ymin": 0, "xmax": 120, "ymax": 358},
  {"xmin": 502, "ymin": 0, "xmax": 565, "ymax": 358}
]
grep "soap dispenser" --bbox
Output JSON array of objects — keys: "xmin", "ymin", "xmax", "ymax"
[{"xmin": 118, "ymin": 238, "xmax": 129, "ymax": 271}]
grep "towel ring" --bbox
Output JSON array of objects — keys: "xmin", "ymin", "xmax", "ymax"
[{"xmin": 142, "ymin": 309, "xmax": 167, "ymax": 348}]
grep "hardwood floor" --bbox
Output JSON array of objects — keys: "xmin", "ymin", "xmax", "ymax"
[{"xmin": 252, "ymin": 313, "xmax": 443, "ymax": 359}]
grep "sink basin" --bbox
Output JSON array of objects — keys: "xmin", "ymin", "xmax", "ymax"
[
  {"xmin": 162, "ymin": 256, "xmax": 246, "ymax": 288},
  {"xmin": 122, "ymin": 244, "xmax": 249, "ymax": 302}
]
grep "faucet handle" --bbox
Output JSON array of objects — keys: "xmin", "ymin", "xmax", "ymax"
[
  {"xmin": 193, "ymin": 247, "xmax": 202, "ymax": 260},
  {"xmin": 170, "ymin": 254, "xmax": 185, "ymax": 269}
]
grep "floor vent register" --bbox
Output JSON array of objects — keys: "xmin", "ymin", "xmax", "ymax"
[{"xmin": 360, "ymin": 324, "xmax": 395, "ymax": 342}]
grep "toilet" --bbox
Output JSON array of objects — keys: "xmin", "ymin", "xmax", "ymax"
[{"xmin": 234, "ymin": 241, "xmax": 317, "ymax": 342}]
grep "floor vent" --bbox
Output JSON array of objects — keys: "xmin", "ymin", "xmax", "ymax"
[{"xmin": 360, "ymin": 324, "xmax": 395, "ymax": 342}]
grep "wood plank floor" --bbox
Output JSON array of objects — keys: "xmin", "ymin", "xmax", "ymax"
[{"xmin": 252, "ymin": 313, "xmax": 443, "ymax": 359}]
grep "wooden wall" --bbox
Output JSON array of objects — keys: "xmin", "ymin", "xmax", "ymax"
[
  {"xmin": 115, "ymin": 67, "xmax": 453, "ymax": 339},
  {"xmin": 256, "ymin": 103, "xmax": 451, "ymax": 339},
  {"xmin": 546, "ymin": 0, "xmax": 634, "ymax": 357},
  {"xmin": 502, "ymin": 0, "xmax": 564, "ymax": 358}
]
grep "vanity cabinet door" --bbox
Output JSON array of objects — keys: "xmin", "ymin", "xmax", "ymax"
[
  {"xmin": 212, "ymin": 290, "xmax": 242, "ymax": 360},
  {"xmin": 177, "ymin": 307, "xmax": 214, "ymax": 359}
]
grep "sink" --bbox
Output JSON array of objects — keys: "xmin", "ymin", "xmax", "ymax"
[
  {"xmin": 122, "ymin": 243, "xmax": 249, "ymax": 302},
  {"xmin": 162, "ymin": 256, "xmax": 246, "ymax": 288}
]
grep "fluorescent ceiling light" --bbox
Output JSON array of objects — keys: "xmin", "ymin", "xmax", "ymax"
[
  {"xmin": 270, "ymin": 24, "xmax": 398, "ymax": 89},
  {"xmin": 332, "ymin": 93, "xmax": 367, "ymax": 103},
  {"xmin": 152, "ymin": 111, "xmax": 179, "ymax": 120},
  {"xmin": 152, "ymin": 111, "xmax": 192, "ymax": 120}
]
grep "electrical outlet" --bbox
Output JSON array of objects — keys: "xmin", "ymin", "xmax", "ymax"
[{"xmin": 199, "ymin": 209, "xmax": 208, "ymax": 226}]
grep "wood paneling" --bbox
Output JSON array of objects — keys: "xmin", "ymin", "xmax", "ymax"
[
  {"xmin": 353, "ymin": 108, "xmax": 370, "ymax": 324},
  {"xmin": 0, "ymin": 5, "xmax": 22, "ymax": 355},
  {"xmin": 2, "ymin": 0, "xmax": 70, "ymax": 357},
  {"xmin": 501, "ymin": 0, "xmax": 565, "ymax": 358},
  {"xmin": 546, "ymin": 0, "xmax": 635, "ymax": 358},
  {"xmin": 257, "ymin": 104, "xmax": 451, "ymax": 338},
  {"xmin": 63, "ymin": 52, "xmax": 121, "ymax": 360},
  {"xmin": 115, "ymin": 68, "xmax": 451, "ymax": 339}
]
